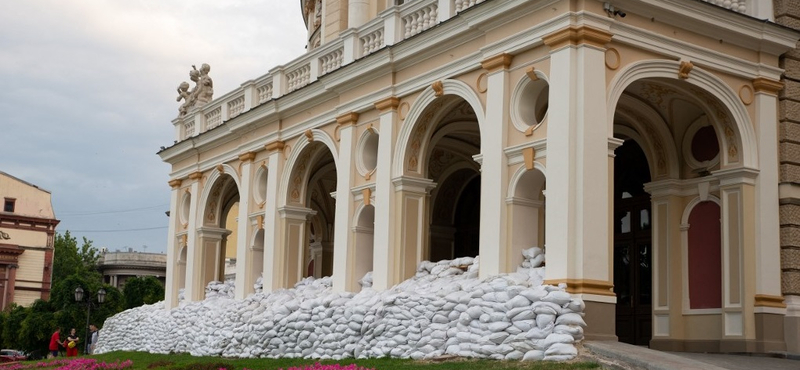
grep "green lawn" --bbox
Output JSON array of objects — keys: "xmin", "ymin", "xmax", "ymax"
[{"xmin": 77, "ymin": 351, "xmax": 600, "ymax": 370}]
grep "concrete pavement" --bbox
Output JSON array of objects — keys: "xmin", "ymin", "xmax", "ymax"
[{"xmin": 581, "ymin": 341, "xmax": 800, "ymax": 370}]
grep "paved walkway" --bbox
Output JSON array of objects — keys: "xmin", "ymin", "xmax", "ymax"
[{"xmin": 582, "ymin": 341, "xmax": 800, "ymax": 370}]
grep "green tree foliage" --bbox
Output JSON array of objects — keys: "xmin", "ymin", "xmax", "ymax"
[
  {"xmin": 52, "ymin": 231, "xmax": 102, "ymax": 284},
  {"xmin": 2, "ymin": 304, "xmax": 27, "ymax": 349},
  {"xmin": 18, "ymin": 299, "xmax": 55, "ymax": 355},
  {"xmin": 123, "ymin": 276, "xmax": 165, "ymax": 309}
]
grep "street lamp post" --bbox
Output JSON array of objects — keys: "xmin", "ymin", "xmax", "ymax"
[{"xmin": 74, "ymin": 287, "xmax": 105, "ymax": 354}]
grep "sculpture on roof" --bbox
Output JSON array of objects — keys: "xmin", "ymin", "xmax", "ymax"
[{"xmin": 176, "ymin": 63, "xmax": 214, "ymax": 117}]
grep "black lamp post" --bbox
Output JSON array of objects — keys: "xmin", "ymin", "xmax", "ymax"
[{"xmin": 74, "ymin": 287, "xmax": 105, "ymax": 354}]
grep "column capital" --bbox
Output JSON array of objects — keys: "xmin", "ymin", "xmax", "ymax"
[
  {"xmin": 481, "ymin": 53, "xmax": 513, "ymax": 73},
  {"xmin": 542, "ymin": 25, "xmax": 613, "ymax": 50},
  {"xmin": 238, "ymin": 151, "xmax": 257, "ymax": 162},
  {"xmin": 752, "ymin": 77, "xmax": 783, "ymax": 95},
  {"xmin": 336, "ymin": 112, "xmax": 360, "ymax": 126},
  {"xmin": 188, "ymin": 171, "xmax": 203, "ymax": 181},
  {"xmin": 374, "ymin": 97, "xmax": 401, "ymax": 112},
  {"xmin": 265, "ymin": 140, "xmax": 286, "ymax": 153},
  {"xmin": 168, "ymin": 179, "xmax": 183, "ymax": 189}
]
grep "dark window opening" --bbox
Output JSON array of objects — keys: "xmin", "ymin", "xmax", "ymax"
[{"xmin": 3, "ymin": 199, "xmax": 14, "ymax": 213}]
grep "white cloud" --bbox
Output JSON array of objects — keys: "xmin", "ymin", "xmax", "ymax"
[{"xmin": 0, "ymin": 0, "xmax": 308, "ymax": 252}]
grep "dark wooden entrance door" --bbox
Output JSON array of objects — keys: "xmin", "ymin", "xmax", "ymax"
[
  {"xmin": 614, "ymin": 195, "xmax": 652, "ymax": 345},
  {"xmin": 613, "ymin": 139, "xmax": 652, "ymax": 346}
]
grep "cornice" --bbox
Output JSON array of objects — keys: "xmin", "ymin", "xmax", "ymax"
[
  {"xmin": 481, "ymin": 53, "xmax": 514, "ymax": 73},
  {"xmin": 542, "ymin": 25, "xmax": 613, "ymax": 50},
  {"xmin": 374, "ymin": 97, "xmax": 400, "ymax": 112},
  {"xmin": 752, "ymin": 77, "xmax": 784, "ymax": 95},
  {"xmin": 265, "ymin": 140, "xmax": 286, "ymax": 153}
]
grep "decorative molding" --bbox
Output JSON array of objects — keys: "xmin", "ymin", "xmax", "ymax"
[
  {"xmin": 543, "ymin": 279, "xmax": 615, "ymax": 297},
  {"xmin": 265, "ymin": 140, "xmax": 286, "ymax": 153},
  {"xmin": 542, "ymin": 26, "xmax": 613, "ymax": 50},
  {"xmin": 238, "ymin": 152, "xmax": 256, "ymax": 162},
  {"xmin": 305, "ymin": 129, "xmax": 314, "ymax": 142},
  {"xmin": 399, "ymin": 102, "xmax": 410, "ymax": 120},
  {"xmin": 336, "ymin": 112, "xmax": 360, "ymax": 126},
  {"xmin": 374, "ymin": 97, "xmax": 400, "ymax": 112},
  {"xmin": 215, "ymin": 164, "xmax": 225, "ymax": 173},
  {"xmin": 362, "ymin": 188, "xmax": 371, "ymax": 206},
  {"xmin": 754, "ymin": 294, "xmax": 786, "ymax": 308},
  {"xmin": 188, "ymin": 171, "xmax": 203, "ymax": 180},
  {"xmin": 522, "ymin": 147, "xmax": 536, "ymax": 170},
  {"xmin": 168, "ymin": 179, "xmax": 183, "ymax": 189},
  {"xmin": 738, "ymin": 85, "xmax": 754, "ymax": 105},
  {"xmin": 605, "ymin": 48, "xmax": 621, "ymax": 70},
  {"xmin": 752, "ymin": 77, "xmax": 783, "ymax": 95},
  {"xmin": 678, "ymin": 60, "xmax": 694, "ymax": 79},
  {"xmin": 525, "ymin": 67, "xmax": 538, "ymax": 81},
  {"xmin": 432, "ymin": 80, "xmax": 444, "ymax": 97},
  {"xmin": 480, "ymin": 53, "xmax": 513, "ymax": 73},
  {"xmin": 476, "ymin": 73, "xmax": 488, "ymax": 93}
]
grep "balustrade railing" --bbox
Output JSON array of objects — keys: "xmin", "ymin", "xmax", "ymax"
[
  {"xmin": 701, "ymin": 0, "xmax": 746, "ymax": 13},
  {"xmin": 320, "ymin": 48, "xmax": 344, "ymax": 76},
  {"xmin": 228, "ymin": 95, "xmax": 245, "ymax": 119},
  {"xmin": 286, "ymin": 64, "xmax": 311, "ymax": 93},
  {"xmin": 402, "ymin": 3, "xmax": 438, "ymax": 39},
  {"xmin": 257, "ymin": 82, "xmax": 273, "ymax": 104},
  {"xmin": 205, "ymin": 107, "xmax": 222, "ymax": 130},
  {"xmin": 455, "ymin": 0, "xmax": 486, "ymax": 12},
  {"xmin": 171, "ymin": 0, "xmax": 756, "ymax": 143}
]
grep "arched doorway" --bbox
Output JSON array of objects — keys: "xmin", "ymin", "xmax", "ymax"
[
  {"xmin": 426, "ymin": 101, "xmax": 481, "ymax": 262},
  {"xmin": 199, "ymin": 173, "xmax": 239, "ymax": 290},
  {"xmin": 613, "ymin": 139, "xmax": 652, "ymax": 346}
]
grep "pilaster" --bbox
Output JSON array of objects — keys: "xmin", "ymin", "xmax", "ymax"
[
  {"xmin": 234, "ymin": 152, "xmax": 256, "ymax": 299},
  {"xmin": 479, "ymin": 53, "xmax": 512, "ymax": 278},
  {"xmin": 262, "ymin": 141, "xmax": 285, "ymax": 292},
  {"xmin": 373, "ymin": 97, "xmax": 400, "ymax": 290},
  {"xmin": 165, "ymin": 179, "xmax": 183, "ymax": 308},
  {"xmin": 184, "ymin": 171, "xmax": 203, "ymax": 302},
  {"xmin": 333, "ymin": 112, "xmax": 359, "ymax": 292}
]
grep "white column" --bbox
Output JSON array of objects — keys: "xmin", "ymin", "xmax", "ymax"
[
  {"xmin": 234, "ymin": 153, "xmax": 255, "ymax": 299},
  {"xmin": 543, "ymin": 27, "xmax": 614, "ymax": 293},
  {"xmin": 348, "ymin": 0, "xmax": 370, "ymax": 28},
  {"xmin": 753, "ymin": 79, "xmax": 785, "ymax": 302},
  {"xmin": 262, "ymin": 142, "xmax": 285, "ymax": 292},
  {"xmin": 332, "ymin": 113, "xmax": 359, "ymax": 292},
  {"xmin": 183, "ymin": 172, "xmax": 203, "ymax": 302},
  {"xmin": 373, "ymin": 97, "xmax": 400, "ymax": 290},
  {"xmin": 478, "ymin": 54, "xmax": 511, "ymax": 278},
  {"xmin": 164, "ymin": 180, "xmax": 182, "ymax": 308}
]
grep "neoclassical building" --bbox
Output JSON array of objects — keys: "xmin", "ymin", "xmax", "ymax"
[
  {"xmin": 0, "ymin": 171, "xmax": 59, "ymax": 308},
  {"xmin": 159, "ymin": 0, "xmax": 800, "ymax": 353}
]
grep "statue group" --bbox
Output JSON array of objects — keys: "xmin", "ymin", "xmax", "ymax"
[{"xmin": 176, "ymin": 63, "xmax": 214, "ymax": 116}]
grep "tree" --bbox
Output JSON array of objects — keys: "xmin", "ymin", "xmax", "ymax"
[
  {"xmin": 17, "ymin": 299, "xmax": 55, "ymax": 355},
  {"xmin": 52, "ymin": 231, "xmax": 102, "ymax": 284},
  {"xmin": 122, "ymin": 276, "xmax": 165, "ymax": 309},
  {"xmin": 1, "ymin": 304, "xmax": 27, "ymax": 349}
]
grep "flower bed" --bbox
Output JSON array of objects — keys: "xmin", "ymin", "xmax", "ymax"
[{"xmin": 0, "ymin": 358, "xmax": 133, "ymax": 370}]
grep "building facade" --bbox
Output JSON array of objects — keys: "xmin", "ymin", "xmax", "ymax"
[
  {"xmin": 98, "ymin": 250, "xmax": 166, "ymax": 290},
  {"xmin": 0, "ymin": 172, "xmax": 59, "ymax": 309},
  {"xmin": 159, "ymin": 0, "xmax": 800, "ymax": 353}
]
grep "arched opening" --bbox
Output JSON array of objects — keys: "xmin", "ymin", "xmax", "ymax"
[
  {"xmin": 613, "ymin": 139, "xmax": 652, "ymax": 346},
  {"xmin": 283, "ymin": 141, "xmax": 337, "ymax": 285},
  {"xmin": 177, "ymin": 243, "xmax": 187, "ymax": 296},
  {"xmin": 426, "ymin": 100, "xmax": 481, "ymax": 262},
  {"xmin": 509, "ymin": 167, "xmax": 546, "ymax": 269},
  {"xmin": 251, "ymin": 229, "xmax": 265, "ymax": 288},
  {"xmin": 198, "ymin": 173, "xmax": 239, "ymax": 292},
  {"xmin": 354, "ymin": 205, "xmax": 375, "ymax": 286}
]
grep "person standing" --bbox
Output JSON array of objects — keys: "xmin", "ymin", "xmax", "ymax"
[
  {"xmin": 88, "ymin": 324, "xmax": 98, "ymax": 355},
  {"xmin": 48, "ymin": 328, "xmax": 63, "ymax": 358},
  {"xmin": 65, "ymin": 328, "xmax": 79, "ymax": 357}
]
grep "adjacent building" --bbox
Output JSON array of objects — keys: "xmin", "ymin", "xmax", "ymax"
[
  {"xmin": 0, "ymin": 171, "xmax": 59, "ymax": 308},
  {"xmin": 158, "ymin": 0, "xmax": 800, "ymax": 353},
  {"xmin": 98, "ymin": 249, "xmax": 166, "ymax": 290}
]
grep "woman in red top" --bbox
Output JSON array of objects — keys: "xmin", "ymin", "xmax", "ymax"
[{"xmin": 65, "ymin": 328, "xmax": 79, "ymax": 357}]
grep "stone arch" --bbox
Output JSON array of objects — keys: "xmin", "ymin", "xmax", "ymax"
[
  {"xmin": 614, "ymin": 94, "xmax": 680, "ymax": 180},
  {"xmin": 198, "ymin": 164, "xmax": 242, "ymax": 226},
  {"xmin": 507, "ymin": 163, "xmax": 547, "ymax": 270},
  {"xmin": 279, "ymin": 129, "xmax": 339, "ymax": 206},
  {"xmin": 394, "ymin": 79, "xmax": 486, "ymax": 178},
  {"xmin": 607, "ymin": 59, "xmax": 756, "ymax": 169}
]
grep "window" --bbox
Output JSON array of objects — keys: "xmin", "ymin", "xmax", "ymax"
[{"xmin": 3, "ymin": 198, "xmax": 14, "ymax": 213}]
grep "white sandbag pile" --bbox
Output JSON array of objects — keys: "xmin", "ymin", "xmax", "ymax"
[{"xmin": 96, "ymin": 247, "xmax": 585, "ymax": 361}]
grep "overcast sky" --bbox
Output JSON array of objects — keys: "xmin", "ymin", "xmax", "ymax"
[{"xmin": 0, "ymin": 1, "xmax": 308, "ymax": 254}]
